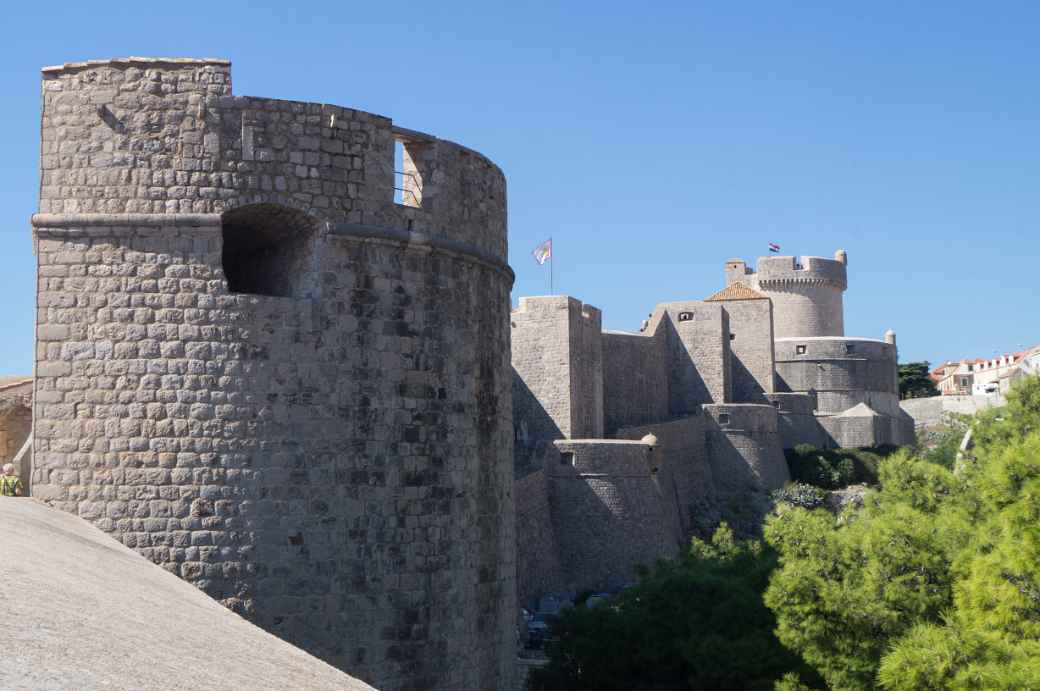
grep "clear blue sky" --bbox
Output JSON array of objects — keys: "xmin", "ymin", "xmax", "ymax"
[{"xmin": 1, "ymin": 1, "xmax": 1037, "ymax": 375}]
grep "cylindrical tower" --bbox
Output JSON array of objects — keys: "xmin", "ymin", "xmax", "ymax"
[
  {"xmin": 32, "ymin": 57, "xmax": 514, "ymax": 691},
  {"xmin": 742, "ymin": 251, "xmax": 848, "ymax": 339}
]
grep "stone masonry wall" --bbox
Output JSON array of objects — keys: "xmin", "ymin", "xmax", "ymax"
[
  {"xmin": 715, "ymin": 299, "xmax": 775, "ymax": 403},
  {"xmin": 32, "ymin": 57, "xmax": 514, "ymax": 691},
  {"xmin": 774, "ymin": 337, "xmax": 900, "ymax": 416},
  {"xmin": 660, "ymin": 302, "xmax": 731, "ymax": 413},
  {"xmin": 547, "ymin": 440, "xmax": 679, "ymax": 594},
  {"xmin": 514, "ymin": 469, "xmax": 565, "ymax": 608},
  {"xmin": 615, "ymin": 415, "xmax": 717, "ymax": 540},
  {"xmin": 601, "ymin": 329, "xmax": 667, "ymax": 436}
]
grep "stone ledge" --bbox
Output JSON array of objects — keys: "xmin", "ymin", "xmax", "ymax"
[
  {"xmin": 42, "ymin": 57, "xmax": 230, "ymax": 73},
  {"xmin": 32, "ymin": 213, "xmax": 222, "ymax": 228}
]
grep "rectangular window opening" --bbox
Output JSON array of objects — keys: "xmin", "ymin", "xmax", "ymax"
[
  {"xmin": 678, "ymin": 311, "xmax": 694, "ymax": 322},
  {"xmin": 394, "ymin": 137, "xmax": 428, "ymax": 208},
  {"xmin": 718, "ymin": 413, "xmax": 731, "ymax": 425},
  {"xmin": 845, "ymin": 343, "xmax": 855, "ymax": 354},
  {"xmin": 560, "ymin": 452, "xmax": 575, "ymax": 466},
  {"xmin": 796, "ymin": 345, "xmax": 807, "ymax": 355}
]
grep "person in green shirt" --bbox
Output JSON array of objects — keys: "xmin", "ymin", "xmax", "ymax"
[{"xmin": 1, "ymin": 463, "xmax": 23, "ymax": 497}]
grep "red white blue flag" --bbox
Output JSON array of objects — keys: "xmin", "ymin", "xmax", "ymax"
[
  {"xmin": 532, "ymin": 238, "xmax": 552, "ymax": 265},
  {"xmin": 768, "ymin": 243, "xmax": 781, "ymax": 253}
]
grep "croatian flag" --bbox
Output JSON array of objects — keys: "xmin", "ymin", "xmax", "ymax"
[
  {"xmin": 532, "ymin": 238, "xmax": 552, "ymax": 265},
  {"xmin": 768, "ymin": 243, "xmax": 781, "ymax": 253}
]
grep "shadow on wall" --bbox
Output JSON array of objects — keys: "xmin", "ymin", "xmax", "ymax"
[
  {"xmin": 731, "ymin": 356, "xmax": 767, "ymax": 404},
  {"xmin": 662, "ymin": 318, "xmax": 712, "ymax": 414},
  {"xmin": 513, "ymin": 370, "xmax": 564, "ymax": 479},
  {"xmin": 546, "ymin": 445, "xmax": 681, "ymax": 595}
]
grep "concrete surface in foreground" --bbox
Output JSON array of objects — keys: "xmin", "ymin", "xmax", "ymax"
[{"xmin": 1, "ymin": 497, "xmax": 373, "ymax": 691}]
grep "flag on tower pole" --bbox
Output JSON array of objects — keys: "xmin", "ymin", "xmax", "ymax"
[
  {"xmin": 768, "ymin": 242, "xmax": 781, "ymax": 253},
  {"xmin": 532, "ymin": 238, "xmax": 553, "ymax": 294}
]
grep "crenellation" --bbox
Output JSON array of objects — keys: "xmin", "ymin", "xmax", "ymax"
[
  {"xmin": 512, "ymin": 247, "xmax": 913, "ymax": 610},
  {"xmin": 30, "ymin": 57, "xmax": 514, "ymax": 691}
]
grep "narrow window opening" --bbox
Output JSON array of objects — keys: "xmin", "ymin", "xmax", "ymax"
[
  {"xmin": 845, "ymin": 343, "xmax": 855, "ymax": 354},
  {"xmin": 221, "ymin": 204, "xmax": 319, "ymax": 298},
  {"xmin": 718, "ymin": 413, "xmax": 731, "ymax": 425},
  {"xmin": 678, "ymin": 311, "xmax": 693, "ymax": 322},
  {"xmin": 796, "ymin": 345, "xmax": 807, "ymax": 355},
  {"xmin": 560, "ymin": 452, "xmax": 575, "ymax": 466},
  {"xmin": 729, "ymin": 333, "xmax": 736, "ymax": 341},
  {"xmin": 772, "ymin": 401, "xmax": 782, "ymax": 410},
  {"xmin": 394, "ymin": 136, "xmax": 429, "ymax": 208}
]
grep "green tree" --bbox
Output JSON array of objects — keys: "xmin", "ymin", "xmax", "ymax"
[
  {"xmin": 899, "ymin": 361, "xmax": 940, "ymax": 400},
  {"xmin": 528, "ymin": 524, "xmax": 818, "ymax": 691},
  {"xmin": 765, "ymin": 376, "xmax": 1040, "ymax": 689}
]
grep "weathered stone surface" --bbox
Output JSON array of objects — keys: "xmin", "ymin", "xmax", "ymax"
[
  {"xmin": 2, "ymin": 497, "xmax": 372, "ymax": 691},
  {"xmin": 31, "ymin": 57, "xmax": 515, "ymax": 691}
]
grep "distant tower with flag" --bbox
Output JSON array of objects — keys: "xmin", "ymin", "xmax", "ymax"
[{"xmin": 725, "ymin": 248, "xmax": 848, "ymax": 339}]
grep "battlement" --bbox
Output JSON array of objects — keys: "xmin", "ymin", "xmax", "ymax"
[
  {"xmin": 750, "ymin": 254, "xmax": 848, "ymax": 290},
  {"xmin": 38, "ymin": 57, "xmax": 508, "ymax": 261}
]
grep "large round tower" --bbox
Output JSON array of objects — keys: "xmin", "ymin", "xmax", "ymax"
[
  {"xmin": 31, "ymin": 57, "xmax": 514, "ymax": 691},
  {"xmin": 727, "ymin": 250, "xmax": 848, "ymax": 339}
]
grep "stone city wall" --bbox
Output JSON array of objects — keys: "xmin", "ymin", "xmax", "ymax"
[
  {"xmin": 765, "ymin": 392, "xmax": 827, "ymax": 449},
  {"xmin": 659, "ymin": 302, "xmax": 731, "ymax": 413},
  {"xmin": 514, "ymin": 469, "xmax": 565, "ymax": 608},
  {"xmin": 702, "ymin": 404, "xmax": 789, "ymax": 496},
  {"xmin": 729, "ymin": 254, "xmax": 847, "ymax": 339},
  {"xmin": 601, "ymin": 329, "xmax": 668, "ymax": 435},
  {"xmin": 32, "ymin": 57, "xmax": 514, "ymax": 691},
  {"xmin": 616, "ymin": 415, "xmax": 716, "ymax": 540},
  {"xmin": 775, "ymin": 337, "xmax": 900, "ymax": 415},
  {"xmin": 547, "ymin": 439, "xmax": 679, "ymax": 594},
  {"xmin": 713, "ymin": 298, "xmax": 775, "ymax": 403}
]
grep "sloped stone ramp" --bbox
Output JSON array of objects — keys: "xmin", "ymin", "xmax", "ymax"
[{"xmin": 1, "ymin": 498, "xmax": 373, "ymax": 690}]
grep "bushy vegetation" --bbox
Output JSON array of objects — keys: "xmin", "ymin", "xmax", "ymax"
[
  {"xmin": 899, "ymin": 361, "xmax": 939, "ymax": 399},
  {"xmin": 533, "ymin": 377, "xmax": 1040, "ymax": 690},
  {"xmin": 784, "ymin": 444, "xmax": 898, "ymax": 489},
  {"xmin": 770, "ymin": 482, "xmax": 827, "ymax": 510},
  {"xmin": 527, "ymin": 525, "xmax": 818, "ymax": 691},
  {"xmin": 766, "ymin": 376, "xmax": 1040, "ymax": 689}
]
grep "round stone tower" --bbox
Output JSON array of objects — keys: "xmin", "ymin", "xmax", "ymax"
[
  {"xmin": 730, "ymin": 250, "xmax": 848, "ymax": 339},
  {"xmin": 31, "ymin": 57, "xmax": 514, "ymax": 691}
]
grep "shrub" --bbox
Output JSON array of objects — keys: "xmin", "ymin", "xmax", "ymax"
[
  {"xmin": 784, "ymin": 445, "xmax": 893, "ymax": 489},
  {"xmin": 771, "ymin": 482, "xmax": 827, "ymax": 510}
]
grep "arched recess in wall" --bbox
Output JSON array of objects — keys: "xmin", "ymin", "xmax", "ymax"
[{"xmin": 221, "ymin": 204, "xmax": 321, "ymax": 298}]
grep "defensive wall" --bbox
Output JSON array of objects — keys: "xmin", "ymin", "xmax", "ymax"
[
  {"xmin": 900, "ymin": 393, "xmax": 1005, "ymax": 430},
  {"xmin": 512, "ymin": 248, "xmax": 910, "ymax": 610},
  {"xmin": 31, "ymin": 57, "xmax": 514, "ymax": 691},
  {"xmin": 0, "ymin": 378, "xmax": 33, "ymax": 480},
  {"xmin": 546, "ymin": 439, "xmax": 679, "ymax": 595},
  {"xmin": 726, "ymin": 251, "xmax": 847, "ymax": 339}
]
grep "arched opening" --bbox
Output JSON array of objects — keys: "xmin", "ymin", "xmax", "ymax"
[{"xmin": 221, "ymin": 204, "xmax": 320, "ymax": 298}]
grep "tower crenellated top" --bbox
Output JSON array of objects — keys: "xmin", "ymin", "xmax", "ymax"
[{"xmin": 740, "ymin": 253, "xmax": 848, "ymax": 292}]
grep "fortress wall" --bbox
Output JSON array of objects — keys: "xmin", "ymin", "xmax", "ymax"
[
  {"xmin": 547, "ymin": 440, "xmax": 679, "ymax": 594},
  {"xmin": 702, "ymin": 404, "xmax": 789, "ymax": 495},
  {"xmin": 660, "ymin": 303, "xmax": 730, "ymax": 414},
  {"xmin": 570, "ymin": 303, "xmax": 604, "ymax": 439},
  {"xmin": 774, "ymin": 338, "xmax": 900, "ymax": 415},
  {"xmin": 514, "ymin": 470, "xmax": 565, "ymax": 608},
  {"xmin": 748, "ymin": 255, "xmax": 846, "ymax": 339},
  {"xmin": 616, "ymin": 415, "xmax": 717, "ymax": 539},
  {"xmin": 765, "ymin": 392, "xmax": 827, "ymax": 449},
  {"xmin": 33, "ymin": 58, "xmax": 514, "ymax": 691},
  {"xmin": 818, "ymin": 414, "xmax": 883, "ymax": 449},
  {"xmin": 718, "ymin": 300, "xmax": 775, "ymax": 402},
  {"xmin": 602, "ymin": 330, "xmax": 668, "ymax": 435},
  {"xmin": 40, "ymin": 58, "xmax": 507, "ymax": 260},
  {"xmin": 900, "ymin": 394, "xmax": 1004, "ymax": 429}
]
